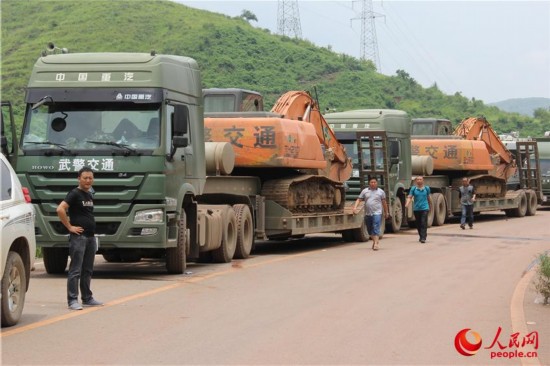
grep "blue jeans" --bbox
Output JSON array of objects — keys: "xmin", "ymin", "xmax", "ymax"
[
  {"xmin": 67, "ymin": 234, "xmax": 96, "ymax": 304},
  {"xmin": 365, "ymin": 214, "xmax": 382, "ymax": 236},
  {"xmin": 461, "ymin": 204, "xmax": 474, "ymax": 226}
]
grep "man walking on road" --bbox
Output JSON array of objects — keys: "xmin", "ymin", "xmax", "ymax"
[
  {"xmin": 57, "ymin": 166, "xmax": 103, "ymax": 310},
  {"xmin": 405, "ymin": 176, "xmax": 432, "ymax": 244},
  {"xmin": 459, "ymin": 177, "xmax": 476, "ymax": 229},
  {"xmin": 353, "ymin": 178, "xmax": 390, "ymax": 251}
]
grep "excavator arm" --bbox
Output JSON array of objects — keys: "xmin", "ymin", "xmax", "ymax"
[
  {"xmin": 453, "ymin": 116, "xmax": 516, "ymax": 180},
  {"xmin": 271, "ymin": 91, "xmax": 352, "ymax": 182},
  {"xmin": 453, "ymin": 117, "xmax": 514, "ymax": 164}
]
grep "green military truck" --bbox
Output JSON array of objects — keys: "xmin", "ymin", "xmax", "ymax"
[
  {"xmin": 325, "ymin": 109, "xmax": 412, "ymax": 234},
  {"xmin": 535, "ymin": 137, "xmax": 550, "ymax": 206},
  {"xmin": 16, "ymin": 51, "xmax": 366, "ymax": 274},
  {"xmin": 326, "ymin": 110, "xmax": 544, "ymax": 231}
]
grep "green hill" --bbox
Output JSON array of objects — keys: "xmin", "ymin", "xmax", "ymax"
[
  {"xmin": 489, "ymin": 98, "xmax": 550, "ymax": 117},
  {"xmin": 2, "ymin": 0, "xmax": 549, "ymax": 137}
]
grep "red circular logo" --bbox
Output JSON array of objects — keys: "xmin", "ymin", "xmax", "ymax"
[{"xmin": 454, "ymin": 328, "xmax": 483, "ymax": 356}]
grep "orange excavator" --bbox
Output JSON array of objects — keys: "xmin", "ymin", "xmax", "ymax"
[
  {"xmin": 412, "ymin": 116, "xmax": 516, "ymax": 197},
  {"xmin": 204, "ymin": 90, "xmax": 352, "ymax": 213}
]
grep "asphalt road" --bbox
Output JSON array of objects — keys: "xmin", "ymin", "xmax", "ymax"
[{"xmin": 2, "ymin": 209, "xmax": 549, "ymax": 365}]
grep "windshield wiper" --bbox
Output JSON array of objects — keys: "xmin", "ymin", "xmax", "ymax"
[
  {"xmin": 86, "ymin": 140, "xmax": 139, "ymax": 155},
  {"xmin": 25, "ymin": 141, "xmax": 75, "ymax": 155}
]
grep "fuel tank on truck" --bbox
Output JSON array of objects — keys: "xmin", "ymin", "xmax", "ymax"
[
  {"xmin": 412, "ymin": 139, "xmax": 495, "ymax": 172},
  {"xmin": 204, "ymin": 116, "xmax": 327, "ymax": 170}
]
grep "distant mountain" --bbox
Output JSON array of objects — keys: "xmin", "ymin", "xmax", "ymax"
[{"xmin": 489, "ymin": 97, "xmax": 550, "ymax": 116}]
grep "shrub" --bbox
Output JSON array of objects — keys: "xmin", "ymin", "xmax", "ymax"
[{"xmin": 535, "ymin": 252, "xmax": 550, "ymax": 305}]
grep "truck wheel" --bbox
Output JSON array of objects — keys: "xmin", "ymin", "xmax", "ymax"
[
  {"xmin": 352, "ymin": 217, "xmax": 371, "ymax": 242},
  {"xmin": 102, "ymin": 252, "xmax": 122, "ymax": 263},
  {"xmin": 212, "ymin": 209, "xmax": 237, "ymax": 263},
  {"xmin": 43, "ymin": 247, "xmax": 69, "ymax": 274},
  {"xmin": 232, "ymin": 204, "xmax": 254, "ymax": 259},
  {"xmin": 510, "ymin": 191, "xmax": 528, "ymax": 217},
  {"xmin": 166, "ymin": 212, "xmax": 187, "ymax": 274},
  {"xmin": 341, "ymin": 230, "xmax": 355, "ymax": 242},
  {"xmin": 387, "ymin": 198, "xmax": 403, "ymax": 233},
  {"xmin": 526, "ymin": 190, "xmax": 537, "ymax": 216},
  {"xmin": 432, "ymin": 193, "xmax": 447, "ymax": 226},
  {"xmin": 427, "ymin": 196, "xmax": 435, "ymax": 227},
  {"xmin": 1, "ymin": 252, "xmax": 27, "ymax": 327}
]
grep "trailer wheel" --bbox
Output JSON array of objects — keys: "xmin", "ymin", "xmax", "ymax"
[
  {"xmin": 232, "ymin": 204, "xmax": 254, "ymax": 259},
  {"xmin": 432, "ymin": 193, "xmax": 447, "ymax": 226},
  {"xmin": 212, "ymin": 209, "xmax": 237, "ymax": 263},
  {"xmin": 526, "ymin": 190, "xmax": 538, "ymax": 216},
  {"xmin": 508, "ymin": 191, "xmax": 528, "ymax": 217},
  {"xmin": 166, "ymin": 212, "xmax": 187, "ymax": 274},
  {"xmin": 387, "ymin": 198, "xmax": 403, "ymax": 233},
  {"xmin": 1, "ymin": 252, "xmax": 27, "ymax": 327},
  {"xmin": 43, "ymin": 247, "xmax": 69, "ymax": 274}
]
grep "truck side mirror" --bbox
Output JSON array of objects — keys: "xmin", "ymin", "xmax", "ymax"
[
  {"xmin": 389, "ymin": 140, "xmax": 399, "ymax": 158},
  {"xmin": 173, "ymin": 136, "xmax": 188, "ymax": 148},
  {"xmin": 173, "ymin": 105, "xmax": 188, "ymax": 136}
]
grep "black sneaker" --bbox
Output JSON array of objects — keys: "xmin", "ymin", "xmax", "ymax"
[
  {"xmin": 420, "ymin": 240, "xmax": 426, "ymax": 243},
  {"xmin": 469, "ymin": 225, "xmax": 473, "ymax": 229},
  {"xmin": 460, "ymin": 224, "xmax": 465, "ymax": 230}
]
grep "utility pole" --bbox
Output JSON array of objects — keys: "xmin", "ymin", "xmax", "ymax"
[
  {"xmin": 352, "ymin": 0, "xmax": 384, "ymax": 70},
  {"xmin": 277, "ymin": 0, "xmax": 302, "ymax": 38}
]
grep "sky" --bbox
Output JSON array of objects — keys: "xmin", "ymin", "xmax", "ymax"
[{"xmin": 177, "ymin": 0, "xmax": 550, "ymax": 104}]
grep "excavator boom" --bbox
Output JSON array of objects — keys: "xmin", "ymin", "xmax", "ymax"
[
  {"xmin": 271, "ymin": 91, "xmax": 352, "ymax": 182},
  {"xmin": 453, "ymin": 117, "xmax": 514, "ymax": 165}
]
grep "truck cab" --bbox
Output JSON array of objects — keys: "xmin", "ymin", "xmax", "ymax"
[
  {"xmin": 535, "ymin": 137, "xmax": 550, "ymax": 205},
  {"xmin": 203, "ymin": 88, "xmax": 263, "ymax": 113},
  {"xmin": 325, "ymin": 109, "xmax": 412, "ymax": 233},
  {"xmin": 17, "ymin": 52, "xmax": 208, "ymax": 274},
  {"xmin": 412, "ymin": 118, "xmax": 452, "ymax": 136}
]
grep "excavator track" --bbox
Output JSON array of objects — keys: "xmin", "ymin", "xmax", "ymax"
[
  {"xmin": 261, "ymin": 175, "xmax": 345, "ymax": 214},
  {"xmin": 452, "ymin": 174, "xmax": 507, "ymax": 198}
]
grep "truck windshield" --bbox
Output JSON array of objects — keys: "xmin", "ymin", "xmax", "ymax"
[
  {"xmin": 21, "ymin": 102, "xmax": 161, "ymax": 154},
  {"xmin": 535, "ymin": 159, "xmax": 550, "ymax": 177},
  {"xmin": 342, "ymin": 141, "xmax": 384, "ymax": 178}
]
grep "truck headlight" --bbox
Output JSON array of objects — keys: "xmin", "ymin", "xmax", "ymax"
[{"xmin": 134, "ymin": 209, "xmax": 164, "ymax": 223}]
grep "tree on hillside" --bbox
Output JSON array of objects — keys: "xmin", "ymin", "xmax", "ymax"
[{"xmin": 240, "ymin": 10, "xmax": 258, "ymax": 22}]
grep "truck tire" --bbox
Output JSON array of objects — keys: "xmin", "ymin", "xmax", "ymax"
[
  {"xmin": 526, "ymin": 190, "xmax": 537, "ymax": 216},
  {"xmin": 232, "ymin": 204, "xmax": 254, "ymax": 259},
  {"xmin": 506, "ymin": 191, "xmax": 528, "ymax": 217},
  {"xmin": 166, "ymin": 212, "xmax": 187, "ymax": 274},
  {"xmin": 387, "ymin": 198, "xmax": 403, "ymax": 233},
  {"xmin": 432, "ymin": 193, "xmax": 447, "ymax": 226},
  {"xmin": 427, "ymin": 196, "xmax": 435, "ymax": 227},
  {"xmin": 341, "ymin": 230, "xmax": 356, "ymax": 242},
  {"xmin": 1, "ymin": 252, "xmax": 27, "ymax": 327},
  {"xmin": 102, "ymin": 252, "xmax": 122, "ymax": 263},
  {"xmin": 43, "ymin": 247, "xmax": 69, "ymax": 274},
  {"xmin": 212, "ymin": 209, "xmax": 237, "ymax": 263}
]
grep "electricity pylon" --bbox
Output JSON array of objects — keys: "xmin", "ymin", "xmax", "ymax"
[
  {"xmin": 277, "ymin": 0, "xmax": 302, "ymax": 38},
  {"xmin": 352, "ymin": 0, "xmax": 384, "ymax": 70}
]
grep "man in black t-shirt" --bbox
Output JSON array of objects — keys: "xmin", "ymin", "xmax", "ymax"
[{"xmin": 57, "ymin": 166, "xmax": 103, "ymax": 310}]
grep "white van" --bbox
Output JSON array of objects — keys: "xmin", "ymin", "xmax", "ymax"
[{"xmin": 1, "ymin": 153, "xmax": 36, "ymax": 327}]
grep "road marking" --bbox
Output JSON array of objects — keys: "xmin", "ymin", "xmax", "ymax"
[
  {"xmin": 510, "ymin": 265, "xmax": 541, "ymax": 366},
  {"xmin": 1, "ymin": 248, "xmax": 318, "ymax": 338}
]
